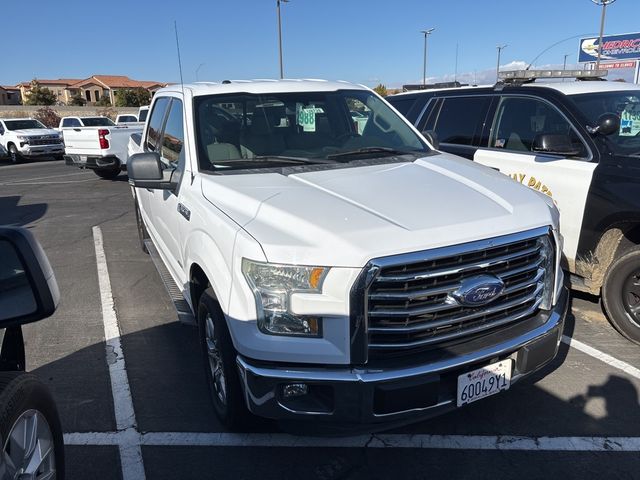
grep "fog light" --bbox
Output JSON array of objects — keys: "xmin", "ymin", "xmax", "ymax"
[{"xmin": 283, "ymin": 383, "xmax": 308, "ymax": 398}]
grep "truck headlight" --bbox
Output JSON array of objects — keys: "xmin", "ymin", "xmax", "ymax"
[
  {"xmin": 17, "ymin": 135, "xmax": 28, "ymax": 144},
  {"xmin": 242, "ymin": 259, "xmax": 329, "ymax": 337},
  {"xmin": 538, "ymin": 235, "xmax": 556, "ymax": 310}
]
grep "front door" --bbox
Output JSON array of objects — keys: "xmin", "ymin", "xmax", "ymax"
[
  {"xmin": 148, "ymin": 97, "xmax": 188, "ymax": 281},
  {"xmin": 473, "ymin": 95, "xmax": 597, "ymax": 270}
]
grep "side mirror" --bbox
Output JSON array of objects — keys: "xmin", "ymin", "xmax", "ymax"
[
  {"xmin": 589, "ymin": 113, "xmax": 620, "ymax": 136},
  {"xmin": 532, "ymin": 134, "xmax": 583, "ymax": 157},
  {"xmin": 128, "ymin": 152, "xmax": 176, "ymax": 190},
  {"xmin": 0, "ymin": 227, "xmax": 59, "ymax": 326},
  {"xmin": 422, "ymin": 130, "xmax": 440, "ymax": 150}
]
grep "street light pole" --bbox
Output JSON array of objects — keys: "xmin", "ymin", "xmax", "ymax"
[
  {"xmin": 563, "ymin": 54, "xmax": 570, "ymax": 70},
  {"xmin": 421, "ymin": 28, "xmax": 435, "ymax": 86},
  {"xmin": 591, "ymin": 0, "xmax": 616, "ymax": 70},
  {"xmin": 496, "ymin": 44, "xmax": 508, "ymax": 81},
  {"xmin": 277, "ymin": 0, "xmax": 289, "ymax": 79}
]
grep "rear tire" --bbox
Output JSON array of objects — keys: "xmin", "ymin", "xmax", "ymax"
[
  {"xmin": 134, "ymin": 198, "xmax": 150, "ymax": 254},
  {"xmin": 197, "ymin": 287, "xmax": 250, "ymax": 430},
  {"xmin": 94, "ymin": 168, "xmax": 120, "ymax": 180},
  {"xmin": 8, "ymin": 144, "xmax": 20, "ymax": 164},
  {"xmin": 602, "ymin": 246, "xmax": 640, "ymax": 345},
  {"xmin": 0, "ymin": 372, "xmax": 65, "ymax": 479}
]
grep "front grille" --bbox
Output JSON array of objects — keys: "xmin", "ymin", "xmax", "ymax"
[
  {"xmin": 362, "ymin": 228, "xmax": 551, "ymax": 358},
  {"xmin": 29, "ymin": 138, "xmax": 62, "ymax": 146}
]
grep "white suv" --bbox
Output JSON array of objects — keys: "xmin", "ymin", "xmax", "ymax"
[{"xmin": 128, "ymin": 79, "xmax": 568, "ymax": 432}]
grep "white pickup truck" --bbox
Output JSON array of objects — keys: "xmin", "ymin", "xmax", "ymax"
[
  {"xmin": 128, "ymin": 80, "xmax": 568, "ymax": 432},
  {"xmin": 60, "ymin": 116, "xmax": 143, "ymax": 179},
  {"xmin": 0, "ymin": 118, "xmax": 64, "ymax": 164}
]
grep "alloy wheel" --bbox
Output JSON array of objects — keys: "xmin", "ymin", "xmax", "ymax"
[
  {"xmin": 205, "ymin": 314, "xmax": 227, "ymax": 405},
  {"xmin": 623, "ymin": 269, "xmax": 640, "ymax": 327},
  {"xmin": 3, "ymin": 409, "xmax": 56, "ymax": 480}
]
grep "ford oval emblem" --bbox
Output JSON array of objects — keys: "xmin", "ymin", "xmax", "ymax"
[{"xmin": 451, "ymin": 274, "xmax": 505, "ymax": 307}]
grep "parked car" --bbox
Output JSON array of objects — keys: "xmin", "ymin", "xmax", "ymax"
[
  {"xmin": 60, "ymin": 116, "xmax": 143, "ymax": 179},
  {"xmin": 0, "ymin": 118, "xmax": 65, "ymax": 164},
  {"xmin": 387, "ymin": 70, "xmax": 640, "ymax": 345},
  {"xmin": 0, "ymin": 226, "xmax": 65, "ymax": 478},
  {"xmin": 115, "ymin": 113, "xmax": 139, "ymax": 124},
  {"xmin": 137, "ymin": 106, "xmax": 150, "ymax": 123},
  {"xmin": 127, "ymin": 79, "xmax": 568, "ymax": 433}
]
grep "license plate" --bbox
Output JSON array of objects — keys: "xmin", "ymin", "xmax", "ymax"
[
  {"xmin": 457, "ymin": 360, "xmax": 512, "ymax": 407},
  {"xmin": 79, "ymin": 155, "xmax": 87, "ymax": 163}
]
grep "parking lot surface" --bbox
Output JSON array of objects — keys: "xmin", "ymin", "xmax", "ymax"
[{"xmin": 1, "ymin": 159, "xmax": 639, "ymax": 479}]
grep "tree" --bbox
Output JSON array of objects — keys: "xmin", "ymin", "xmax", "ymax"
[
  {"xmin": 68, "ymin": 93, "xmax": 86, "ymax": 106},
  {"xmin": 114, "ymin": 88, "xmax": 151, "ymax": 107},
  {"xmin": 25, "ymin": 80, "xmax": 56, "ymax": 106},
  {"xmin": 373, "ymin": 83, "xmax": 388, "ymax": 97}
]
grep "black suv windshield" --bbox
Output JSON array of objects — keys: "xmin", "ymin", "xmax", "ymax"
[
  {"xmin": 4, "ymin": 119, "xmax": 46, "ymax": 131},
  {"xmin": 194, "ymin": 89, "xmax": 429, "ymax": 171},
  {"xmin": 82, "ymin": 117, "xmax": 115, "ymax": 127},
  {"xmin": 570, "ymin": 90, "xmax": 640, "ymax": 156}
]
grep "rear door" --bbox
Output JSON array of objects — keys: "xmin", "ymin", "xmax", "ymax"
[{"xmin": 473, "ymin": 95, "xmax": 597, "ymax": 269}]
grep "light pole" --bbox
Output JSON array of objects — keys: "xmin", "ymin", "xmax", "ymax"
[
  {"xmin": 277, "ymin": 0, "xmax": 289, "ymax": 79},
  {"xmin": 496, "ymin": 44, "xmax": 508, "ymax": 81},
  {"xmin": 421, "ymin": 28, "xmax": 435, "ymax": 86},
  {"xmin": 563, "ymin": 54, "xmax": 570, "ymax": 70},
  {"xmin": 591, "ymin": 0, "xmax": 616, "ymax": 70},
  {"xmin": 195, "ymin": 63, "xmax": 205, "ymax": 82}
]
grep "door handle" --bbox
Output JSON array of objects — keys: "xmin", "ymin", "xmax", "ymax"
[{"xmin": 177, "ymin": 203, "xmax": 191, "ymax": 221}]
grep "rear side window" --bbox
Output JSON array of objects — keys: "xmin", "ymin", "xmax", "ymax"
[
  {"xmin": 62, "ymin": 118, "xmax": 81, "ymax": 128},
  {"xmin": 145, "ymin": 98, "xmax": 170, "ymax": 151},
  {"xmin": 433, "ymin": 96, "xmax": 490, "ymax": 146},
  {"xmin": 388, "ymin": 97, "xmax": 417, "ymax": 117}
]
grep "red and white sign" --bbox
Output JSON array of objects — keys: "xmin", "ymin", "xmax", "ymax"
[{"xmin": 601, "ymin": 61, "xmax": 637, "ymax": 69}]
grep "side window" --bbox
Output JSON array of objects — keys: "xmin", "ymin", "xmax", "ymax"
[
  {"xmin": 0, "ymin": 123, "xmax": 4, "ymax": 135},
  {"xmin": 160, "ymin": 99, "xmax": 185, "ymax": 166},
  {"xmin": 490, "ymin": 97, "xmax": 587, "ymax": 157},
  {"xmin": 145, "ymin": 97, "xmax": 170, "ymax": 151},
  {"xmin": 432, "ymin": 96, "xmax": 490, "ymax": 146},
  {"xmin": 388, "ymin": 97, "xmax": 416, "ymax": 118},
  {"xmin": 62, "ymin": 118, "xmax": 80, "ymax": 128}
]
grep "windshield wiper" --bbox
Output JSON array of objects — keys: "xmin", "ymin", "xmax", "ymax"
[
  {"xmin": 252, "ymin": 155, "xmax": 336, "ymax": 164},
  {"xmin": 326, "ymin": 147, "xmax": 418, "ymax": 160}
]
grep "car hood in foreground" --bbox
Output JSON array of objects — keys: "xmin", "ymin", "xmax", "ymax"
[
  {"xmin": 11, "ymin": 129, "xmax": 60, "ymax": 137},
  {"xmin": 201, "ymin": 153, "xmax": 557, "ymax": 267}
]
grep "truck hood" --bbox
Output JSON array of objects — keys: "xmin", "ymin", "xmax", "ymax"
[
  {"xmin": 11, "ymin": 129, "xmax": 60, "ymax": 137},
  {"xmin": 201, "ymin": 153, "xmax": 557, "ymax": 267}
]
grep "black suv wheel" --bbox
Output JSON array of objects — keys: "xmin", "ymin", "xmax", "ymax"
[{"xmin": 602, "ymin": 246, "xmax": 640, "ymax": 345}]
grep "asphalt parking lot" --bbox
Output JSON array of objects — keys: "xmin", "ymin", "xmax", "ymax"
[{"xmin": 1, "ymin": 159, "xmax": 639, "ymax": 480}]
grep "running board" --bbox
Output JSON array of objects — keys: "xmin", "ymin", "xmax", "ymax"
[{"xmin": 144, "ymin": 239, "xmax": 196, "ymax": 326}]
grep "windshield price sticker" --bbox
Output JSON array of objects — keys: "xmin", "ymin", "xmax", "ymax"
[
  {"xmin": 296, "ymin": 104, "xmax": 323, "ymax": 132},
  {"xmin": 620, "ymin": 108, "xmax": 640, "ymax": 137},
  {"xmin": 457, "ymin": 360, "xmax": 512, "ymax": 407}
]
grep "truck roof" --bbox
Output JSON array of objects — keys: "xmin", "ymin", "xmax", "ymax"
[
  {"xmin": 390, "ymin": 80, "xmax": 640, "ymax": 98},
  {"xmin": 157, "ymin": 79, "xmax": 369, "ymax": 97}
]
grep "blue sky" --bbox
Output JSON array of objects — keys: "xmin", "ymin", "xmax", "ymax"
[{"xmin": 3, "ymin": 0, "xmax": 639, "ymax": 88}]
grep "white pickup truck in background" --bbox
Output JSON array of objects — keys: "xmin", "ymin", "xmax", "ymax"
[
  {"xmin": 60, "ymin": 116, "xmax": 143, "ymax": 179},
  {"xmin": 0, "ymin": 118, "xmax": 65, "ymax": 164}
]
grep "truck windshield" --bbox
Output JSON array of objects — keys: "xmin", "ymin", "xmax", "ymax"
[
  {"xmin": 4, "ymin": 120, "xmax": 46, "ymax": 130},
  {"xmin": 82, "ymin": 117, "xmax": 115, "ymax": 127},
  {"xmin": 193, "ymin": 89, "xmax": 429, "ymax": 171},
  {"xmin": 570, "ymin": 90, "xmax": 640, "ymax": 157}
]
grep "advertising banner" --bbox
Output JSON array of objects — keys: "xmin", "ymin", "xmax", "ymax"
[{"xmin": 579, "ymin": 32, "xmax": 640, "ymax": 63}]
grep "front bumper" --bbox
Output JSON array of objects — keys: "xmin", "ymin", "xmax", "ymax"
[
  {"xmin": 236, "ymin": 286, "xmax": 569, "ymax": 432},
  {"xmin": 65, "ymin": 154, "xmax": 122, "ymax": 170},
  {"xmin": 20, "ymin": 144, "xmax": 64, "ymax": 157}
]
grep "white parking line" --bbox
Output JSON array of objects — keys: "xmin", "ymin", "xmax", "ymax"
[
  {"xmin": 64, "ymin": 431, "xmax": 640, "ymax": 452},
  {"xmin": 561, "ymin": 335, "xmax": 640, "ymax": 380},
  {"xmin": 93, "ymin": 226, "xmax": 146, "ymax": 480}
]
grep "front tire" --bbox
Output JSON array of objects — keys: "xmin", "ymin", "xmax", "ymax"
[
  {"xmin": 197, "ymin": 287, "xmax": 249, "ymax": 429},
  {"xmin": 602, "ymin": 246, "xmax": 640, "ymax": 345},
  {"xmin": 7, "ymin": 144, "xmax": 21, "ymax": 164},
  {"xmin": 0, "ymin": 372, "xmax": 65, "ymax": 479},
  {"xmin": 94, "ymin": 168, "xmax": 120, "ymax": 180}
]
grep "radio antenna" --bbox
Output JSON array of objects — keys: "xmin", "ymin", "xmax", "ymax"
[{"xmin": 174, "ymin": 21, "xmax": 185, "ymax": 94}]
